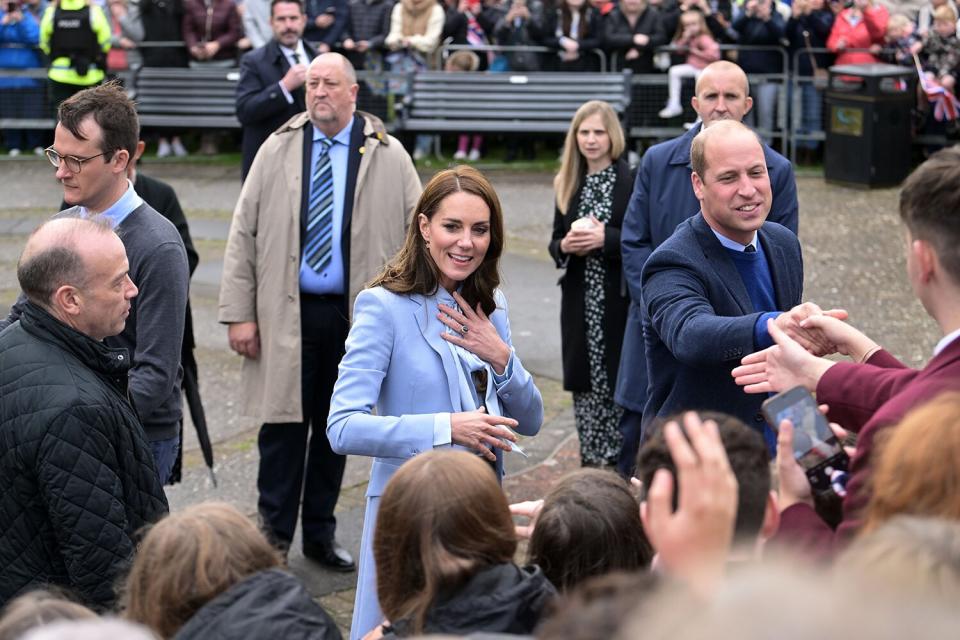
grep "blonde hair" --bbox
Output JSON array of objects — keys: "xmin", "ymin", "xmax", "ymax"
[
  {"xmin": 933, "ymin": 4, "xmax": 957, "ymax": 23},
  {"xmin": 554, "ymin": 100, "xmax": 625, "ymax": 214},
  {"xmin": 0, "ymin": 591, "xmax": 96, "ymax": 640},
  {"xmin": 122, "ymin": 502, "xmax": 282, "ymax": 638},
  {"xmin": 674, "ymin": 9, "xmax": 708, "ymax": 42},
  {"xmin": 887, "ymin": 13, "xmax": 912, "ymax": 32},
  {"xmin": 861, "ymin": 393, "xmax": 960, "ymax": 535}
]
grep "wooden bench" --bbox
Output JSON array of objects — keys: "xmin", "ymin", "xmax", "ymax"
[
  {"xmin": 133, "ymin": 67, "xmax": 241, "ymax": 129},
  {"xmin": 401, "ymin": 71, "xmax": 633, "ymax": 134}
]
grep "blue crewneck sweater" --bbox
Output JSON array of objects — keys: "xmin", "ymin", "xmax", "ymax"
[{"xmin": 726, "ymin": 244, "xmax": 780, "ymax": 454}]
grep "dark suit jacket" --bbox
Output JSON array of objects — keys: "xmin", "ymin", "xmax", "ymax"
[
  {"xmin": 640, "ymin": 214, "xmax": 803, "ymax": 437},
  {"xmin": 236, "ymin": 38, "xmax": 318, "ymax": 181},
  {"xmin": 615, "ymin": 122, "xmax": 798, "ymax": 413},
  {"xmin": 548, "ymin": 158, "xmax": 633, "ymax": 392},
  {"xmin": 775, "ymin": 337, "xmax": 960, "ymax": 555}
]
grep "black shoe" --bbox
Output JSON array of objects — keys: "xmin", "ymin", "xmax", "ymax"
[{"xmin": 302, "ymin": 540, "xmax": 356, "ymax": 572}]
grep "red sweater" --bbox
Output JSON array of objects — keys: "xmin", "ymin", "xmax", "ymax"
[{"xmin": 826, "ymin": 5, "xmax": 889, "ymax": 66}]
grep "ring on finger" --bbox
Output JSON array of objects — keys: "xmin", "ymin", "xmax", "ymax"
[{"xmin": 461, "ymin": 324, "xmax": 469, "ymax": 334}]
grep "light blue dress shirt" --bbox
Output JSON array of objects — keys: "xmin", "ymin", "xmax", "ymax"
[
  {"xmin": 78, "ymin": 179, "xmax": 143, "ymax": 227},
  {"xmin": 299, "ymin": 118, "xmax": 353, "ymax": 295}
]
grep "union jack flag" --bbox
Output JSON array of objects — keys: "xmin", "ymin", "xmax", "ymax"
[{"xmin": 914, "ymin": 54, "xmax": 960, "ymax": 121}]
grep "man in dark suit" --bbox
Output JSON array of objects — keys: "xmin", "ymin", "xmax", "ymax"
[
  {"xmin": 641, "ymin": 121, "xmax": 832, "ymax": 453},
  {"xmin": 733, "ymin": 146, "xmax": 960, "ymax": 553},
  {"xmin": 236, "ymin": 0, "xmax": 318, "ymax": 181},
  {"xmin": 615, "ymin": 60, "xmax": 799, "ymax": 474}
]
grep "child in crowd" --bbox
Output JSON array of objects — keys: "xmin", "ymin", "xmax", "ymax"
[
  {"xmin": 445, "ymin": 49, "xmax": 484, "ymax": 161},
  {"xmin": 918, "ymin": 5, "xmax": 960, "ymax": 95},
  {"xmin": 659, "ymin": 9, "xmax": 720, "ymax": 118},
  {"xmin": 881, "ymin": 13, "xmax": 919, "ymax": 67}
]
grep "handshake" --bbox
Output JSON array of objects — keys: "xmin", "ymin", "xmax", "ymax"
[
  {"xmin": 769, "ymin": 302, "xmax": 848, "ymax": 357},
  {"xmin": 732, "ymin": 302, "xmax": 880, "ymax": 395}
]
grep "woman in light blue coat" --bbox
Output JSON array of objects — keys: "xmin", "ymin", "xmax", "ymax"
[{"xmin": 327, "ymin": 165, "xmax": 544, "ymax": 640}]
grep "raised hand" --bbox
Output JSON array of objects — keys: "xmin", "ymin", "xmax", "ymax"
[
  {"xmin": 509, "ymin": 499, "xmax": 544, "ymax": 539},
  {"xmin": 776, "ymin": 419, "xmax": 814, "ymax": 510},
  {"xmin": 640, "ymin": 412, "xmax": 738, "ymax": 596}
]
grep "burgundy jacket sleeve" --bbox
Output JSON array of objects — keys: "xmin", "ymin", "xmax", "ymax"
[{"xmin": 816, "ymin": 349, "xmax": 915, "ymax": 433}]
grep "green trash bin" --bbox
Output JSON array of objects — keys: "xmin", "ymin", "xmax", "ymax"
[{"xmin": 824, "ymin": 64, "xmax": 915, "ymax": 187}]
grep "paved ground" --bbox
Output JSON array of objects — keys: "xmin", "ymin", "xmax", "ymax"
[{"xmin": 0, "ymin": 155, "xmax": 937, "ymax": 635}]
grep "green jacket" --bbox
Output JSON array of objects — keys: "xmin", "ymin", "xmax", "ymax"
[{"xmin": 40, "ymin": 0, "xmax": 111, "ymax": 86}]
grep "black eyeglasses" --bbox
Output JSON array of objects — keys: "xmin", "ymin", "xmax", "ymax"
[{"xmin": 44, "ymin": 147, "xmax": 111, "ymax": 173}]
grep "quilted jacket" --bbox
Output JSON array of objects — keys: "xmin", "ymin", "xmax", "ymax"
[{"xmin": 0, "ymin": 302, "xmax": 169, "ymax": 610}]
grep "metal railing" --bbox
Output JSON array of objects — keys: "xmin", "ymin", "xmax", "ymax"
[
  {"xmin": 0, "ymin": 41, "xmax": 945, "ymax": 157},
  {"xmin": 440, "ymin": 42, "xmax": 608, "ymax": 73},
  {"xmin": 624, "ymin": 44, "xmax": 790, "ymax": 150}
]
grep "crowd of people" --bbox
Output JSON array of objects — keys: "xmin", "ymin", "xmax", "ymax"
[
  {"xmin": 4, "ymin": 0, "xmax": 960, "ymax": 158},
  {"xmin": 1, "ymin": 3, "xmax": 960, "ymax": 638}
]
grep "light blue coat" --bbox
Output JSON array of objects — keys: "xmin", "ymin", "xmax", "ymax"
[{"xmin": 327, "ymin": 286, "xmax": 544, "ymax": 640}]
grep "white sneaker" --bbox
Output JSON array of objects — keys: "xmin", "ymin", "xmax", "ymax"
[
  {"xmin": 468, "ymin": 148, "xmax": 481, "ymax": 162},
  {"xmin": 171, "ymin": 138, "xmax": 189, "ymax": 157},
  {"xmin": 8, "ymin": 148, "xmax": 21, "ymax": 157},
  {"xmin": 658, "ymin": 105, "xmax": 683, "ymax": 119},
  {"xmin": 32, "ymin": 146, "xmax": 44, "ymax": 156},
  {"xmin": 157, "ymin": 140, "xmax": 172, "ymax": 158},
  {"xmin": 453, "ymin": 150, "xmax": 468, "ymax": 160}
]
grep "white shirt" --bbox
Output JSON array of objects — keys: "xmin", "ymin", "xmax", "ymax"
[
  {"xmin": 934, "ymin": 327, "xmax": 960, "ymax": 357},
  {"xmin": 277, "ymin": 41, "xmax": 308, "ymax": 104}
]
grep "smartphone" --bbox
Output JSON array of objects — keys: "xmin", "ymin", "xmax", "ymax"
[{"xmin": 762, "ymin": 386, "xmax": 849, "ymax": 497}]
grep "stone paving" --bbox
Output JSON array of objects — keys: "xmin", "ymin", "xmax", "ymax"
[{"xmin": 0, "ymin": 155, "xmax": 937, "ymax": 635}]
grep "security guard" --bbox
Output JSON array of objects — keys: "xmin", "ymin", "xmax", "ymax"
[{"xmin": 40, "ymin": 0, "xmax": 111, "ymax": 109}]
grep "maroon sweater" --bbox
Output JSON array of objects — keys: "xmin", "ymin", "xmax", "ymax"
[
  {"xmin": 181, "ymin": 0, "xmax": 243, "ymax": 61},
  {"xmin": 774, "ymin": 337, "xmax": 960, "ymax": 558}
]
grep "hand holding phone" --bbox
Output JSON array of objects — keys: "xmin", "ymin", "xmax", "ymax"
[{"xmin": 763, "ymin": 387, "xmax": 849, "ymax": 498}]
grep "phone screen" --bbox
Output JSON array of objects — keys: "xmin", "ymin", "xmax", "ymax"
[{"xmin": 763, "ymin": 387, "xmax": 849, "ymax": 497}]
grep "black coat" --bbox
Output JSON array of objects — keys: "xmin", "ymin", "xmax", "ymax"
[
  {"xmin": 602, "ymin": 6, "xmax": 666, "ymax": 73},
  {"xmin": 236, "ymin": 38, "xmax": 319, "ymax": 181},
  {"xmin": 549, "ymin": 158, "xmax": 633, "ymax": 393},
  {"xmin": 0, "ymin": 303, "xmax": 169, "ymax": 610},
  {"xmin": 174, "ymin": 568, "xmax": 341, "ymax": 639},
  {"xmin": 384, "ymin": 564, "xmax": 556, "ymax": 638}
]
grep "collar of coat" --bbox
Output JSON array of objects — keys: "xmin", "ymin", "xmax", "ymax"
[
  {"xmin": 19, "ymin": 301, "xmax": 132, "ymax": 380},
  {"xmin": 277, "ymin": 111, "xmax": 391, "ymax": 146}
]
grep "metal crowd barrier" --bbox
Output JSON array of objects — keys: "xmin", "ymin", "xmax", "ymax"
[
  {"xmin": 0, "ymin": 41, "xmax": 945, "ymax": 158},
  {"xmin": 624, "ymin": 44, "xmax": 790, "ymax": 151},
  {"xmin": 440, "ymin": 42, "xmax": 608, "ymax": 73}
]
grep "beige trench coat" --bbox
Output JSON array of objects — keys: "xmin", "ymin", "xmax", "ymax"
[{"xmin": 218, "ymin": 111, "xmax": 422, "ymax": 423}]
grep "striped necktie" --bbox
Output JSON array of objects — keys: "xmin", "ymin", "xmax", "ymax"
[{"xmin": 304, "ymin": 138, "xmax": 334, "ymax": 273}]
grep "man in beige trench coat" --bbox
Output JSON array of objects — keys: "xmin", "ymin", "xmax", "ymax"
[{"xmin": 219, "ymin": 53, "xmax": 420, "ymax": 569}]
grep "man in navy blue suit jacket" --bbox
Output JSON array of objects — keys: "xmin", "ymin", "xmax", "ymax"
[
  {"xmin": 236, "ymin": 0, "xmax": 318, "ymax": 181},
  {"xmin": 616, "ymin": 60, "xmax": 799, "ymax": 473},
  {"xmin": 640, "ymin": 121, "xmax": 831, "ymax": 454}
]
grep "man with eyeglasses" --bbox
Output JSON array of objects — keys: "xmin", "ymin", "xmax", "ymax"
[{"xmin": 0, "ymin": 82, "xmax": 189, "ymax": 486}]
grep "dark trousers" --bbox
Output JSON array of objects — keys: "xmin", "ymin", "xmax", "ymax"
[
  {"xmin": 257, "ymin": 293, "xmax": 349, "ymax": 547},
  {"xmin": 617, "ymin": 408, "xmax": 644, "ymax": 478}
]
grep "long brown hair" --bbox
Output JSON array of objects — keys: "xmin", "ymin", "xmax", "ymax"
[
  {"xmin": 374, "ymin": 450, "xmax": 517, "ymax": 634},
  {"xmin": 554, "ymin": 100, "xmax": 625, "ymax": 214},
  {"xmin": 861, "ymin": 393, "xmax": 960, "ymax": 535},
  {"xmin": 122, "ymin": 502, "xmax": 283, "ymax": 638},
  {"xmin": 369, "ymin": 165, "xmax": 504, "ymax": 315}
]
